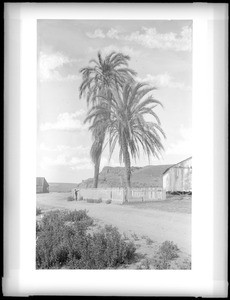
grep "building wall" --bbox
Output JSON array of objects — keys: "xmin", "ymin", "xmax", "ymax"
[
  {"xmin": 36, "ymin": 186, "xmax": 44, "ymax": 193},
  {"xmin": 43, "ymin": 185, "xmax": 49, "ymax": 193},
  {"xmin": 163, "ymin": 157, "xmax": 192, "ymax": 192},
  {"xmin": 36, "ymin": 183, "xmax": 49, "ymax": 193}
]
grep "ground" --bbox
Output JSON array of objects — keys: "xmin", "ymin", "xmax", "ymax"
[{"xmin": 37, "ymin": 192, "xmax": 191, "ymax": 269}]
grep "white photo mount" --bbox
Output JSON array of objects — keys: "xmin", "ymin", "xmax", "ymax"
[{"xmin": 3, "ymin": 3, "xmax": 228, "ymax": 297}]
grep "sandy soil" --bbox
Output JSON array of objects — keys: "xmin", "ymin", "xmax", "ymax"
[{"xmin": 37, "ymin": 192, "xmax": 191, "ymax": 260}]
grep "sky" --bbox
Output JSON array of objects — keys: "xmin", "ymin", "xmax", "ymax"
[{"xmin": 37, "ymin": 20, "xmax": 192, "ymax": 183}]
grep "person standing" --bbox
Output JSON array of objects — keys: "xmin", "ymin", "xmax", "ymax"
[{"xmin": 75, "ymin": 189, "xmax": 78, "ymax": 201}]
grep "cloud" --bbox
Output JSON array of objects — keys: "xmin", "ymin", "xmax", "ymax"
[
  {"xmin": 86, "ymin": 29, "xmax": 106, "ymax": 39},
  {"xmin": 40, "ymin": 110, "xmax": 87, "ymax": 131},
  {"xmin": 40, "ymin": 143, "xmax": 89, "ymax": 154},
  {"xmin": 166, "ymin": 125, "xmax": 192, "ymax": 156},
  {"xmin": 107, "ymin": 28, "xmax": 120, "ymax": 39},
  {"xmin": 40, "ymin": 140, "xmax": 92, "ymax": 171},
  {"xmin": 41, "ymin": 154, "xmax": 92, "ymax": 170},
  {"xmin": 125, "ymin": 26, "xmax": 192, "ymax": 51},
  {"xmin": 136, "ymin": 73, "xmax": 191, "ymax": 90},
  {"xmin": 86, "ymin": 27, "xmax": 122, "ymax": 41},
  {"xmin": 88, "ymin": 44, "xmax": 140, "ymax": 57},
  {"xmin": 38, "ymin": 51, "xmax": 81, "ymax": 82},
  {"xmin": 86, "ymin": 26, "xmax": 192, "ymax": 52}
]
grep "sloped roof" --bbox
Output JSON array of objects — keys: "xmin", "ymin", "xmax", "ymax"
[{"xmin": 163, "ymin": 157, "xmax": 192, "ymax": 175}]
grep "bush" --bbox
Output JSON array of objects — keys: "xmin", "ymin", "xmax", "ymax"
[
  {"xmin": 180, "ymin": 258, "xmax": 191, "ymax": 270},
  {"xmin": 152, "ymin": 241, "xmax": 179, "ymax": 270},
  {"xmin": 146, "ymin": 237, "xmax": 154, "ymax": 245},
  {"xmin": 79, "ymin": 196, "xmax": 83, "ymax": 201},
  {"xmin": 96, "ymin": 198, "xmax": 102, "ymax": 203},
  {"xmin": 86, "ymin": 198, "xmax": 102, "ymax": 203},
  {"xmin": 36, "ymin": 207, "xmax": 42, "ymax": 216},
  {"xmin": 87, "ymin": 225, "xmax": 136, "ymax": 268},
  {"xmin": 105, "ymin": 199, "xmax": 112, "ymax": 204},
  {"xmin": 67, "ymin": 196, "xmax": 74, "ymax": 201},
  {"xmin": 36, "ymin": 210, "xmax": 136, "ymax": 269},
  {"xmin": 159, "ymin": 241, "xmax": 179, "ymax": 261},
  {"xmin": 86, "ymin": 199, "xmax": 94, "ymax": 203}
]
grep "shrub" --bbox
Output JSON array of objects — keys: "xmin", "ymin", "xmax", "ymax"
[
  {"xmin": 152, "ymin": 241, "xmax": 179, "ymax": 270},
  {"xmin": 105, "ymin": 199, "xmax": 112, "ymax": 204},
  {"xmin": 62, "ymin": 209, "xmax": 89, "ymax": 221},
  {"xmin": 96, "ymin": 198, "xmax": 102, "ymax": 203},
  {"xmin": 36, "ymin": 210, "xmax": 136, "ymax": 269},
  {"xmin": 131, "ymin": 233, "xmax": 139, "ymax": 241},
  {"xmin": 86, "ymin": 198, "xmax": 102, "ymax": 203},
  {"xmin": 79, "ymin": 196, "xmax": 83, "ymax": 201},
  {"xmin": 152, "ymin": 257, "xmax": 171, "ymax": 270},
  {"xmin": 67, "ymin": 196, "xmax": 74, "ymax": 201},
  {"xmin": 86, "ymin": 199, "xmax": 94, "ymax": 203},
  {"xmin": 146, "ymin": 237, "xmax": 154, "ymax": 245},
  {"xmin": 86, "ymin": 225, "xmax": 136, "ymax": 268},
  {"xmin": 158, "ymin": 241, "xmax": 179, "ymax": 261},
  {"xmin": 36, "ymin": 207, "xmax": 42, "ymax": 216}
]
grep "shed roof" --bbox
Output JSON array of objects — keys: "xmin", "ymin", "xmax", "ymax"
[{"xmin": 163, "ymin": 156, "xmax": 192, "ymax": 175}]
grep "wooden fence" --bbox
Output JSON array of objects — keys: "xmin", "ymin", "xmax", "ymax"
[{"xmin": 73, "ymin": 187, "xmax": 166, "ymax": 204}]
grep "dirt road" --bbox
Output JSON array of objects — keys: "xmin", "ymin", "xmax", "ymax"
[{"xmin": 37, "ymin": 192, "xmax": 191, "ymax": 255}]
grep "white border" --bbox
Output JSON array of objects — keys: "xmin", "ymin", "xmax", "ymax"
[{"xmin": 4, "ymin": 3, "xmax": 228, "ymax": 297}]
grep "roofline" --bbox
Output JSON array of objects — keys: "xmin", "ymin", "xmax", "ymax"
[
  {"xmin": 163, "ymin": 156, "xmax": 192, "ymax": 175},
  {"xmin": 36, "ymin": 177, "xmax": 49, "ymax": 186}
]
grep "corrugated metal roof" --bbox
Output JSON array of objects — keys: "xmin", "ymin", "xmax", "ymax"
[{"xmin": 163, "ymin": 157, "xmax": 192, "ymax": 175}]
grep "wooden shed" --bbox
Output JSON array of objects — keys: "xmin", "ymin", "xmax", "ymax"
[
  {"xmin": 163, "ymin": 157, "xmax": 192, "ymax": 193},
  {"xmin": 36, "ymin": 177, "xmax": 49, "ymax": 193}
]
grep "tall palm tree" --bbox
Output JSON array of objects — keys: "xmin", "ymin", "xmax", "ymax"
[
  {"xmin": 85, "ymin": 82, "xmax": 166, "ymax": 190},
  {"xmin": 79, "ymin": 51, "xmax": 136, "ymax": 188}
]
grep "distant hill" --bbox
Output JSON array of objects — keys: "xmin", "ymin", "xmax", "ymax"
[
  {"xmin": 76, "ymin": 165, "xmax": 172, "ymax": 188},
  {"xmin": 48, "ymin": 182, "xmax": 78, "ymax": 193}
]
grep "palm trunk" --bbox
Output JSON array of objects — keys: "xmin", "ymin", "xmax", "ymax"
[
  {"xmin": 125, "ymin": 154, "xmax": 131, "ymax": 188},
  {"xmin": 123, "ymin": 143, "xmax": 131, "ymax": 202},
  {"xmin": 92, "ymin": 135, "xmax": 104, "ymax": 188},
  {"xmin": 93, "ymin": 158, "xmax": 101, "ymax": 188}
]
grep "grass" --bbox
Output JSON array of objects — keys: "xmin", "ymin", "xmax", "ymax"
[
  {"xmin": 134, "ymin": 240, "xmax": 187, "ymax": 270},
  {"xmin": 125, "ymin": 195, "xmax": 191, "ymax": 214},
  {"xmin": 133, "ymin": 240, "xmax": 190, "ymax": 270}
]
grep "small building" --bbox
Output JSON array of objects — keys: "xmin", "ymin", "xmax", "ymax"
[
  {"xmin": 36, "ymin": 177, "xmax": 49, "ymax": 193},
  {"xmin": 163, "ymin": 157, "xmax": 192, "ymax": 193}
]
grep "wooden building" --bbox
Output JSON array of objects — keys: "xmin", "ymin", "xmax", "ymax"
[
  {"xmin": 163, "ymin": 157, "xmax": 192, "ymax": 193},
  {"xmin": 36, "ymin": 177, "xmax": 49, "ymax": 193}
]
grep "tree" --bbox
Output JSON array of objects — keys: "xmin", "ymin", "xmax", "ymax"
[
  {"xmin": 79, "ymin": 51, "xmax": 136, "ymax": 188},
  {"xmin": 86, "ymin": 82, "xmax": 166, "ymax": 190}
]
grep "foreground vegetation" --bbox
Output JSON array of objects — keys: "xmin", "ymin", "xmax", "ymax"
[
  {"xmin": 36, "ymin": 209, "xmax": 136, "ymax": 269},
  {"xmin": 36, "ymin": 208, "xmax": 191, "ymax": 270}
]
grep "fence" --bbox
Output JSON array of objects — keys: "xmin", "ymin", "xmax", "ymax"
[{"xmin": 73, "ymin": 187, "xmax": 166, "ymax": 204}]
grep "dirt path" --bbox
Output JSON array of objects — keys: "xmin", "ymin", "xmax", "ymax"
[{"xmin": 37, "ymin": 192, "xmax": 191, "ymax": 255}]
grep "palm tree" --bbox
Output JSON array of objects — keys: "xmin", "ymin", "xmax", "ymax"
[
  {"xmin": 79, "ymin": 51, "xmax": 136, "ymax": 188},
  {"xmin": 85, "ymin": 82, "xmax": 166, "ymax": 191}
]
